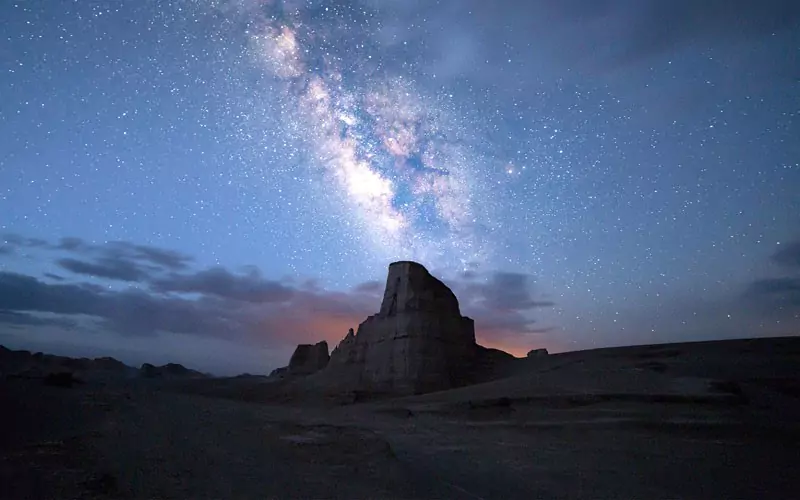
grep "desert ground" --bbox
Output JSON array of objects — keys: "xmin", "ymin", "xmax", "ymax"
[{"xmin": 2, "ymin": 336, "xmax": 799, "ymax": 499}]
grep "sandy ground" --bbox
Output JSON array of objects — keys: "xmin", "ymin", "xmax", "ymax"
[{"xmin": 2, "ymin": 337, "xmax": 799, "ymax": 499}]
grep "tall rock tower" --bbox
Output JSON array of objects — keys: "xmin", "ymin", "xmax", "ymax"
[{"xmin": 326, "ymin": 261, "xmax": 478, "ymax": 395}]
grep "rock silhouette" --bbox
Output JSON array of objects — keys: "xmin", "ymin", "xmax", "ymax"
[
  {"xmin": 322, "ymin": 261, "xmax": 480, "ymax": 395},
  {"xmin": 527, "ymin": 348, "xmax": 549, "ymax": 358},
  {"xmin": 271, "ymin": 341, "xmax": 330, "ymax": 378},
  {"xmin": 289, "ymin": 341, "xmax": 329, "ymax": 374},
  {"xmin": 139, "ymin": 362, "xmax": 205, "ymax": 379}
]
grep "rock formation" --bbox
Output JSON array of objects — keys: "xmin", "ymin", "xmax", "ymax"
[
  {"xmin": 0, "ymin": 345, "xmax": 207, "ymax": 380},
  {"xmin": 139, "ymin": 362, "xmax": 205, "ymax": 379},
  {"xmin": 328, "ymin": 329, "xmax": 358, "ymax": 367},
  {"xmin": 288, "ymin": 341, "xmax": 330, "ymax": 375},
  {"xmin": 0, "ymin": 347, "xmax": 137, "ymax": 382},
  {"xmin": 270, "ymin": 341, "xmax": 330, "ymax": 378},
  {"xmin": 324, "ymin": 261, "xmax": 479, "ymax": 395},
  {"xmin": 527, "ymin": 348, "xmax": 549, "ymax": 358},
  {"xmin": 269, "ymin": 366, "xmax": 289, "ymax": 378},
  {"xmin": 139, "ymin": 363, "xmax": 160, "ymax": 378}
]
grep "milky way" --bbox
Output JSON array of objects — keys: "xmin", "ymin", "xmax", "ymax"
[{"xmin": 209, "ymin": 0, "xmax": 500, "ymax": 275}]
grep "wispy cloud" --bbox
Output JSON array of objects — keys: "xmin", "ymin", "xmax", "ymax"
[
  {"xmin": 773, "ymin": 240, "xmax": 800, "ymax": 269},
  {"xmin": 744, "ymin": 238, "xmax": 800, "ymax": 314},
  {"xmin": 152, "ymin": 267, "xmax": 295, "ymax": 303},
  {"xmin": 0, "ymin": 235, "xmax": 555, "ymax": 356},
  {"xmin": 57, "ymin": 257, "xmax": 150, "ymax": 283}
]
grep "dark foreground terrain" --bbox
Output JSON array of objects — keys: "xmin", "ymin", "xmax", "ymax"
[{"xmin": 2, "ymin": 336, "xmax": 799, "ymax": 499}]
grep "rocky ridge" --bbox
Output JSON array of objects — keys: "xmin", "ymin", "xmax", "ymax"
[{"xmin": 0, "ymin": 346, "xmax": 206, "ymax": 382}]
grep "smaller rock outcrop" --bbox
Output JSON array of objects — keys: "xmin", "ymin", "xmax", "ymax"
[
  {"xmin": 93, "ymin": 357, "xmax": 128, "ymax": 371},
  {"xmin": 0, "ymin": 345, "xmax": 206, "ymax": 381},
  {"xmin": 269, "ymin": 366, "xmax": 289, "ymax": 378},
  {"xmin": 1, "ymin": 346, "xmax": 136, "ymax": 382},
  {"xmin": 288, "ymin": 341, "xmax": 330, "ymax": 375},
  {"xmin": 139, "ymin": 362, "xmax": 205, "ymax": 379},
  {"xmin": 139, "ymin": 363, "xmax": 160, "ymax": 378},
  {"xmin": 329, "ymin": 329, "xmax": 358, "ymax": 367},
  {"xmin": 271, "ymin": 341, "xmax": 330, "ymax": 378},
  {"xmin": 527, "ymin": 348, "xmax": 549, "ymax": 358}
]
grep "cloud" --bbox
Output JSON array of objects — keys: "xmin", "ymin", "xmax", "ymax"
[
  {"xmin": 58, "ymin": 238, "xmax": 194, "ymax": 271},
  {"xmin": 54, "ymin": 237, "xmax": 88, "ymax": 251},
  {"xmin": 352, "ymin": 280, "xmax": 382, "ymax": 294},
  {"xmin": 466, "ymin": 0, "xmax": 799, "ymax": 64},
  {"xmin": 613, "ymin": 0, "xmax": 800, "ymax": 62},
  {"xmin": 742, "ymin": 240, "xmax": 800, "ymax": 314},
  {"xmin": 0, "ymin": 310, "xmax": 77, "ymax": 329},
  {"xmin": 108, "ymin": 241, "xmax": 194, "ymax": 271},
  {"xmin": 0, "ymin": 235, "xmax": 556, "ymax": 364},
  {"xmin": 742, "ymin": 240, "xmax": 800, "ymax": 316},
  {"xmin": 350, "ymin": 269, "xmax": 555, "ymax": 339},
  {"xmin": 57, "ymin": 257, "xmax": 149, "ymax": 282},
  {"xmin": 745, "ymin": 277, "xmax": 800, "ymax": 309},
  {"xmin": 0, "ymin": 271, "xmax": 252, "ymax": 339},
  {"xmin": 0, "ymin": 266, "xmax": 551, "ymax": 353},
  {"xmin": 459, "ymin": 270, "xmax": 478, "ymax": 280},
  {"xmin": 465, "ymin": 272, "xmax": 555, "ymax": 311},
  {"xmin": 359, "ymin": 0, "xmax": 798, "ymax": 117},
  {"xmin": 0, "ymin": 234, "xmax": 48, "ymax": 256},
  {"xmin": 1, "ymin": 233, "xmax": 48, "ymax": 249},
  {"xmin": 0, "ymin": 235, "xmax": 335, "ymax": 346},
  {"xmin": 595, "ymin": 238, "xmax": 800, "ymax": 350},
  {"xmin": 152, "ymin": 267, "xmax": 295, "ymax": 303},
  {"xmin": 0, "ymin": 273, "xmax": 107, "ymax": 316},
  {"xmin": 772, "ymin": 240, "xmax": 800, "ymax": 269},
  {"xmin": 748, "ymin": 277, "xmax": 800, "ymax": 296},
  {"xmin": 95, "ymin": 291, "xmax": 242, "ymax": 338},
  {"xmin": 0, "ymin": 266, "xmax": 373, "ymax": 348},
  {"xmin": 441, "ymin": 270, "xmax": 556, "ymax": 348},
  {"xmin": 442, "ymin": 0, "xmax": 793, "ymax": 79},
  {"xmin": 1, "ymin": 233, "xmax": 195, "ymax": 282}
]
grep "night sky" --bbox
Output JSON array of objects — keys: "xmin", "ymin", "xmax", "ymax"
[{"xmin": 1, "ymin": 0, "xmax": 798, "ymax": 374}]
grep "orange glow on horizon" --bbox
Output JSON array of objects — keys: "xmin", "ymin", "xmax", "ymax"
[
  {"xmin": 477, "ymin": 338, "xmax": 529, "ymax": 358},
  {"xmin": 476, "ymin": 329, "xmax": 565, "ymax": 358},
  {"xmin": 300, "ymin": 315, "xmax": 360, "ymax": 346},
  {"xmin": 271, "ymin": 313, "xmax": 562, "ymax": 359}
]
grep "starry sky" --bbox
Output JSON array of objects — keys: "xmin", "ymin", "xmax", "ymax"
[{"xmin": 1, "ymin": 0, "xmax": 798, "ymax": 374}]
